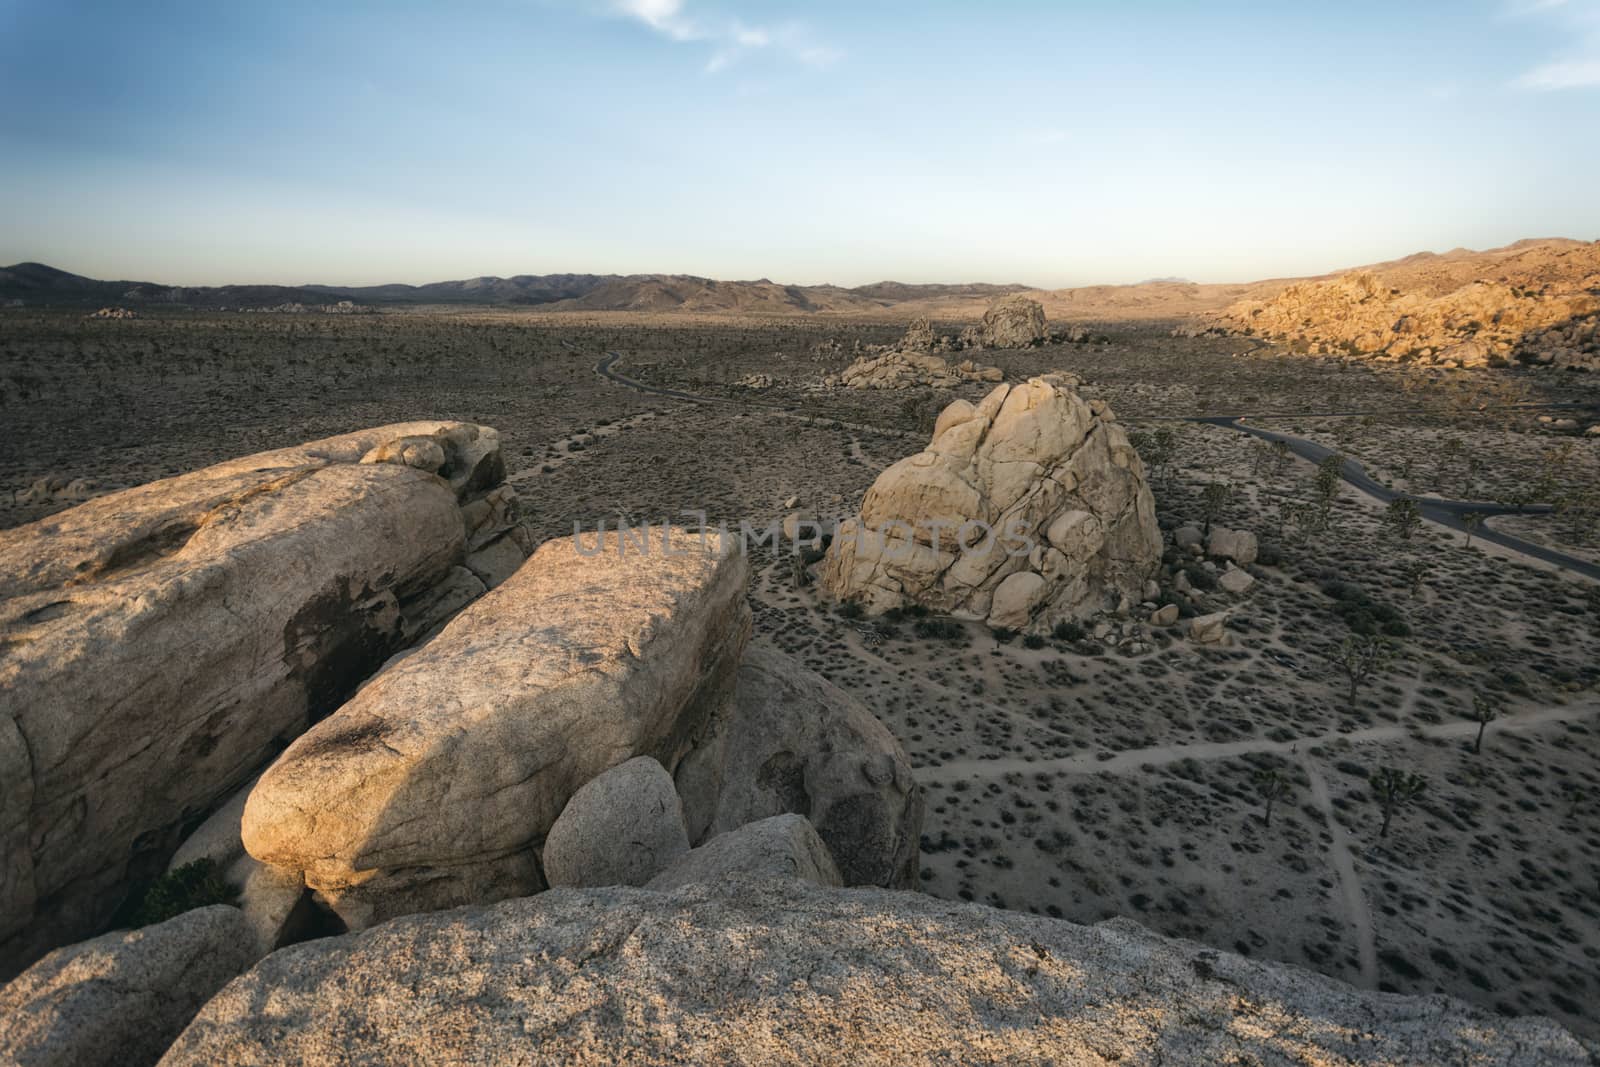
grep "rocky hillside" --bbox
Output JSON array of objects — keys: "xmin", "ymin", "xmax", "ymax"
[{"xmin": 1193, "ymin": 238, "xmax": 1600, "ymax": 370}]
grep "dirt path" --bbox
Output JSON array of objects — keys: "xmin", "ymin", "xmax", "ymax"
[
  {"xmin": 1300, "ymin": 754, "xmax": 1378, "ymax": 989},
  {"xmin": 919, "ymin": 702, "xmax": 1600, "ymax": 781}
]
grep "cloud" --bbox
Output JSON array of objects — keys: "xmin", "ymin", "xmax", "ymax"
[
  {"xmin": 605, "ymin": 1, "xmax": 838, "ymax": 72},
  {"xmin": 1514, "ymin": 58, "xmax": 1600, "ymax": 87},
  {"xmin": 1509, "ymin": 0, "xmax": 1600, "ymax": 89}
]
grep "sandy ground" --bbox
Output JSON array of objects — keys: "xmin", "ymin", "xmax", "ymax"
[{"xmin": 3, "ymin": 307, "xmax": 1599, "ymax": 1038}]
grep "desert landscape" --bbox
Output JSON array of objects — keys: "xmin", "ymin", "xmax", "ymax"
[
  {"xmin": 2, "ymin": 235, "xmax": 1598, "ymax": 1062},
  {"xmin": 4, "ymin": 1, "xmax": 1600, "ymax": 1061}
]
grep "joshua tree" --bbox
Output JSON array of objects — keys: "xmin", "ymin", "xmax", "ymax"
[
  {"xmin": 1335, "ymin": 634, "xmax": 1394, "ymax": 709},
  {"xmin": 1383, "ymin": 498, "xmax": 1422, "ymax": 542},
  {"xmin": 789, "ymin": 553, "xmax": 811, "ymax": 589},
  {"xmin": 1130, "ymin": 426, "xmax": 1179, "ymax": 489},
  {"xmin": 1399, "ymin": 556, "xmax": 1430, "ymax": 599},
  {"xmin": 1460, "ymin": 511, "xmax": 1485, "ymax": 548},
  {"xmin": 1252, "ymin": 768, "xmax": 1291, "ymax": 829},
  {"xmin": 1369, "ymin": 766, "xmax": 1427, "ymax": 838},
  {"xmin": 1469, "ymin": 693, "xmax": 1500, "ymax": 754},
  {"xmin": 1200, "ymin": 481, "xmax": 1234, "ymax": 535},
  {"xmin": 1314, "ymin": 453, "xmax": 1345, "ymax": 525}
]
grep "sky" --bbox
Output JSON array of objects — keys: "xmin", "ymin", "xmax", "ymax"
[{"xmin": 1, "ymin": 0, "xmax": 1598, "ymax": 288}]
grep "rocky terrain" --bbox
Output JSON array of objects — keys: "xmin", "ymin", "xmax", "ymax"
[
  {"xmin": 1194, "ymin": 239, "xmax": 1600, "ymax": 370},
  {"xmin": 1, "ymin": 292, "xmax": 1598, "ymax": 1063}
]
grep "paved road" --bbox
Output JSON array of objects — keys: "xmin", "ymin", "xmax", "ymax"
[
  {"xmin": 592, "ymin": 351, "xmax": 1599, "ymax": 581},
  {"xmin": 1197, "ymin": 416, "xmax": 1600, "ymax": 580}
]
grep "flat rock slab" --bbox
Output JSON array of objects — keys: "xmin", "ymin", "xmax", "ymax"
[
  {"xmin": 160, "ymin": 882, "xmax": 1589, "ymax": 1066},
  {"xmin": 0, "ymin": 423, "xmax": 497, "ymax": 974},
  {"xmin": 243, "ymin": 528, "xmax": 751, "ymax": 926}
]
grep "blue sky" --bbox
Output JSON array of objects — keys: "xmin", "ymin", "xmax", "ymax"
[{"xmin": 1, "ymin": 0, "xmax": 1597, "ymax": 287}]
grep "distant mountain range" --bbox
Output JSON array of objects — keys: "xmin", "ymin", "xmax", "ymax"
[{"xmin": 0, "ymin": 262, "xmax": 1028, "ymax": 314}]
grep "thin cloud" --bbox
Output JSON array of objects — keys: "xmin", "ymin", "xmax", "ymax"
[
  {"xmin": 605, "ymin": 0, "xmax": 839, "ymax": 73},
  {"xmin": 1509, "ymin": 0, "xmax": 1600, "ymax": 89}
]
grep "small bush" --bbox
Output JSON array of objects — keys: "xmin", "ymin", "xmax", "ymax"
[
  {"xmin": 914, "ymin": 618, "xmax": 964, "ymax": 641},
  {"xmin": 990, "ymin": 627, "xmax": 1018, "ymax": 644},
  {"xmin": 1022, "ymin": 633, "xmax": 1047, "ymax": 650},
  {"xmin": 123, "ymin": 859, "xmax": 238, "ymax": 928},
  {"xmin": 837, "ymin": 600, "xmax": 865, "ymax": 620},
  {"xmin": 1053, "ymin": 620, "xmax": 1086, "ymax": 642}
]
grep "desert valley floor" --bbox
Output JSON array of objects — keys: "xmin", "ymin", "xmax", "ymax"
[{"xmin": 3, "ymin": 307, "xmax": 1599, "ymax": 1040}]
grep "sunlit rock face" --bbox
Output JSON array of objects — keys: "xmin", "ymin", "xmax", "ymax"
[
  {"xmin": 0, "ymin": 421, "xmax": 523, "ymax": 977},
  {"xmin": 159, "ymin": 880, "xmax": 1591, "ymax": 1067},
  {"xmin": 822, "ymin": 376, "xmax": 1161, "ymax": 631}
]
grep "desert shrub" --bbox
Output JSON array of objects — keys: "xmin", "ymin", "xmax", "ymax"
[
  {"xmin": 1183, "ymin": 564, "xmax": 1218, "ymax": 591},
  {"xmin": 837, "ymin": 600, "xmax": 865, "ymax": 620},
  {"xmin": 1255, "ymin": 543, "xmax": 1283, "ymax": 567},
  {"xmin": 990, "ymin": 627, "xmax": 1017, "ymax": 644},
  {"xmin": 122, "ymin": 858, "xmax": 238, "ymax": 928},
  {"xmin": 1322, "ymin": 580, "xmax": 1409, "ymax": 636},
  {"xmin": 1053, "ymin": 620, "xmax": 1086, "ymax": 642},
  {"xmin": 914, "ymin": 618, "xmax": 964, "ymax": 641},
  {"xmin": 1022, "ymin": 633, "xmax": 1047, "ymax": 650}
]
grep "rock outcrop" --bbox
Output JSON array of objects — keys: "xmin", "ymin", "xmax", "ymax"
[
  {"xmin": 0, "ymin": 905, "xmax": 255, "ymax": 1067},
  {"xmin": 827, "ymin": 350, "xmax": 1004, "ymax": 390},
  {"xmin": 240, "ymin": 528, "xmax": 751, "ymax": 928},
  {"xmin": 542, "ymin": 757, "xmax": 691, "ymax": 889},
  {"xmin": 968, "ymin": 293, "xmax": 1048, "ymax": 348},
  {"xmin": 675, "ymin": 645, "xmax": 922, "ymax": 889},
  {"xmin": 0, "ymin": 421, "xmax": 524, "ymax": 975},
  {"xmin": 159, "ymin": 881, "xmax": 1590, "ymax": 1066},
  {"xmin": 822, "ymin": 376, "xmax": 1161, "ymax": 631},
  {"xmin": 1193, "ymin": 239, "xmax": 1600, "ymax": 370}
]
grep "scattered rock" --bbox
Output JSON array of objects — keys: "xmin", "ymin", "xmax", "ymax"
[
  {"xmin": 1206, "ymin": 526, "xmax": 1258, "ymax": 565},
  {"xmin": 1189, "ymin": 612, "xmax": 1229, "ymax": 644},
  {"xmin": 0, "ymin": 905, "xmax": 255, "ymax": 1067},
  {"xmin": 159, "ymin": 882, "xmax": 1590, "ymax": 1066},
  {"xmin": 542, "ymin": 757, "xmax": 691, "ymax": 889},
  {"xmin": 1150, "ymin": 603, "xmax": 1180, "ymax": 626},
  {"xmin": 1218, "ymin": 568, "xmax": 1255, "ymax": 594},
  {"xmin": 646, "ymin": 814, "xmax": 842, "ymax": 891},
  {"xmin": 828, "ymin": 350, "xmax": 1002, "ymax": 390}
]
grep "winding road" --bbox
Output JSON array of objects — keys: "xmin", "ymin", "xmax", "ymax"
[{"xmin": 594, "ymin": 350, "xmax": 1599, "ymax": 581}]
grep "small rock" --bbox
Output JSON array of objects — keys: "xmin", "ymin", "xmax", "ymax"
[
  {"xmin": 543, "ymin": 757, "xmax": 691, "ymax": 889},
  {"xmin": 646, "ymin": 814, "xmax": 842, "ymax": 891}
]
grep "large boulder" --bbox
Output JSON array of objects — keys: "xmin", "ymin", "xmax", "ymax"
[
  {"xmin": 0, "ymin": 905, "xmax": 255, "ymax": 1067},
  {"xmin": 675, "ymin": 645, "xmax": 922, "ymax": 889},
  {"xmin": 646, "ymin": 814, "xmax": 842, "ymax": 891},
  {"xmin": 0, "ymin": 421, "xmax": 520, "ymax": 975},
  {"xmin": 241, "ymin": 528, "xmax": 751, "ymax": 928},
  {"xmin": 976, "ymin": 293, "xmax": 1048, "ymax": 348},
  {"xmin": 542, "ymin": 757, "xmax": 691, "ymax": 889},
  {"xmin": 821, "ymin": 377, "xmax": 1161, "ymax": 631},
  {"xmin": 159, "ymin": 881, "xmax": 1589, "ymax": 1066}
]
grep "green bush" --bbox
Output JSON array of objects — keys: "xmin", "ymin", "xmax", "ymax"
[
  {"xmin": 123, "ymin": 858, "xmax": 239, "ymax": 928},
  {"xmin": 1053, "ymin": 620, "xmax": 1086, "ymax": 642},
  {"xmin": 837, "ymin": 600, "xmax": 865, "ymax": 620},
  {"xmin": 914, "ymin": 618, "xmax": 964, "ymax": 641},
  {"xmin": 1022, "ymin": 633, "xmax": 1047, "ymax": 650}
]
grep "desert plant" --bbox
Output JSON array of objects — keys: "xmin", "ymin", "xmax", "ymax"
[
  {"xmin": 1334, "ymin": 633, "xmax": 1395, "ymax": 708},
  {"xmin": 1022, "ymin": 632, "xmax": 1047, "ymax": 650},
  {"xmin": 1469, "ymin": 693, "xmax": 1499, "ymax": 754},
  {"xmin": 1460, "ymin": 511, "xmax": 1485, "ymax": 548},
  {"xmin": 1252, "ymin": 768, "xmax": 1291, "ymax": 828},
  {"xmin": 1369, "ymin": 766, "xmax": 1426, "ymax": 838},
  {"xmin": 1382, "ymin": 498, "xmax": 1422, "ymax": 542},
  {"xmin": 1200, "ymin": 481, "xmax": 1234, "ymax": 535},
  {"xmin": 1053, "ymin": 619, "xmax": 1086, "ymax": 642},
  {"xmin": 122, "ymin": 858, "xmax": 239, "ymax": 928}
]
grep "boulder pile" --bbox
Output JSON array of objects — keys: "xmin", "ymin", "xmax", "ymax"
[
  {"xmin": 826, "ymin": 349, "xmax": 1004, "ymax": 390},
  {"xmin": 962, "ymin": 293, "xmax": 1048, "ymax": 348},
  {"xmin": 0, "ymin": 422, "xmax": 528, "ymax": 975},
  {"xmin": 1189, "ymin": 240, "xmax": 1600, "ymax": 370},
  {"xmin": 822, "ymin": 375, "xmax": 1162, "ymax": 631}
]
